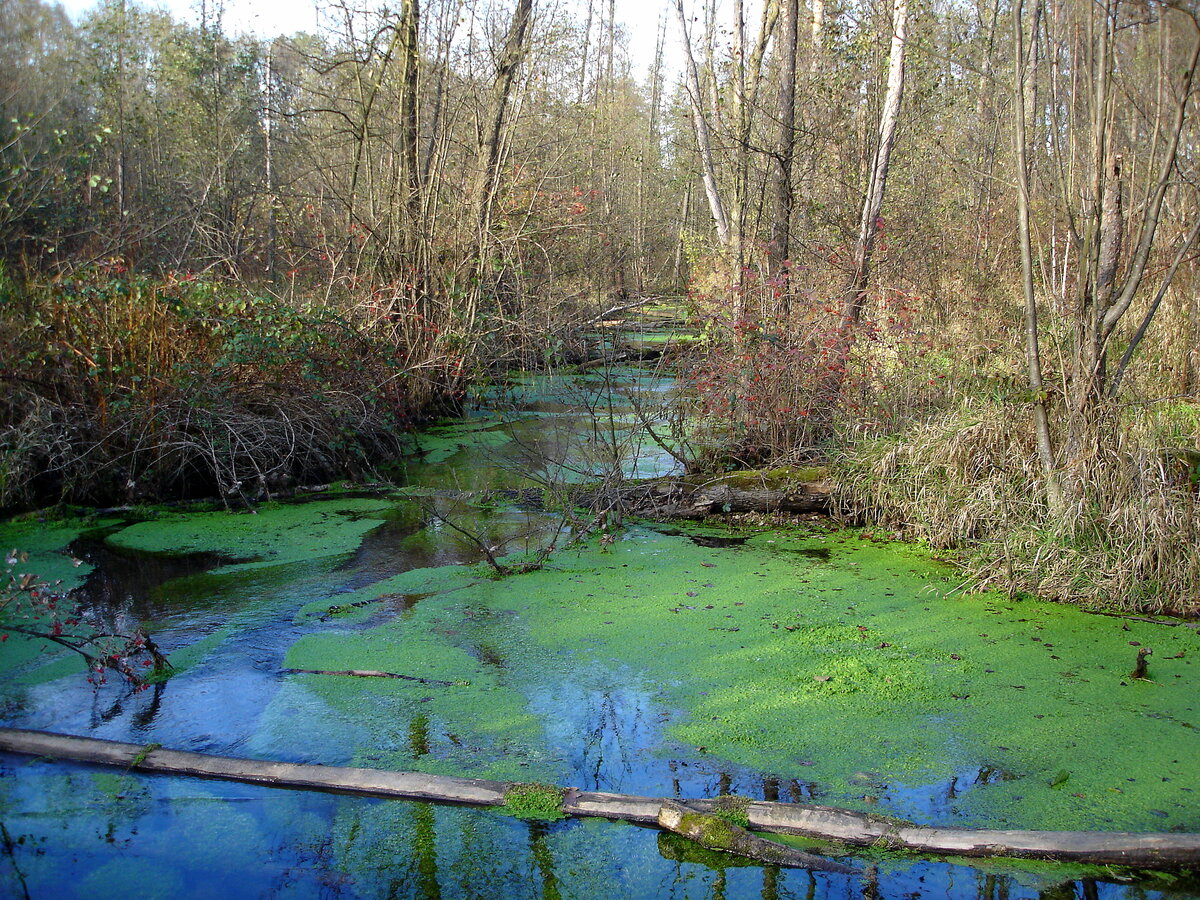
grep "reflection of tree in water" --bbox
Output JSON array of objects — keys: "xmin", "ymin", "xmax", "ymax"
[
  {"xmin": 529, "ymin": 821, "xmax": 562, "ymax": 900},
  {"xmin": 68, "ymin": 536, "xmax": 225, "ymax": 631},
  {"xmin": 578, "ymin": 688, "xmax": 656, "ymax": 791},
  {"xmin": 413, "ymin": 802, "xmax": 440, "ymax": 900}
]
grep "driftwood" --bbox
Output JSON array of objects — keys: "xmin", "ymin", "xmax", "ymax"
[
  {"xmin": 1092, "ymin": 610, "xmax": 1200, "ymax": 630},
  {"xmin": 282, "ymin": 668, "xmax": 467, "ymax": 686},
  {"xmin": 3, "ymin": 728, "xmax": 1199, "ymax": 868}
]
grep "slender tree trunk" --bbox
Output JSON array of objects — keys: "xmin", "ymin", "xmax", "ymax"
[
  {"xmin": 841, "ymin": 0, "xmax": 909, "ymax": 327},
  {"xmin": 398, "ymin": 0, "xmax": 420, "ymax": 207},
  {"xmin": 769, "ymin": 0, "xmax": 798, "ymax": 280},
  {"xmin": 263, "ymin": 44, "xmax": 276, "ymax": 281},
  {"xmin": 579, "ymin": 0, "xmax": 593, "ymax": 103},
  {"xmin": 732, "ymin": 0, "xmax": 749, "ymax": 262},
  {"xmin": 812, "ymin": 0, "xmax": 909, "ymax": 427},
  {"xmin": 1013, "ymin": 0, "xmax": 1063, "ymax": 511},
  {"xmin": 466, "ymin": 0, "xmax": 534, "ymax": 331},
  {"xmin": 809, "ymin": 0, "xmax": 824, "ymax": 72},
  {"xmin": 115, "ymin": 0, "xmax": 128, "ymax": 223},
  {"xmin": 674, "ymin": 0, "xmax": 731, "ymax": 248},
  {"xmin": 422, "ymin": 0, "xmax": 459, "ymax": 189},
  {"xmin": 470, "ymin": 0, "xmax": 534, "ymax": 240},
  {"xmin": 674, "ymin": 186, "xmax": 692, "ymax": 286}
]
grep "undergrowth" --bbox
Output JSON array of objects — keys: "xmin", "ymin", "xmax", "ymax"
[
  {"xmin": 685, "ymin": 255, "xmax": 1199, "ymax": 614},
  {"xmin": 0, "ymin": 264, "xmax": 458, "ymax": 508}
]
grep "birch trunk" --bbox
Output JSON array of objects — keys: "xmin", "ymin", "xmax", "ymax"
[
  {"xmin": 841, "ymin": 0, "xmax": 909, "ymax": 327},
  {"xmin": 674, "ymin": 0, "xmax": 731, "ymax": 247}
]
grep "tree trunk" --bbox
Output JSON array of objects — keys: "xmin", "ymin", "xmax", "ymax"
[
  {"xmin": 1013, "ymin": 0, "xmax": 1063, "ymax": 512},
  {"xmin": 6, "ymin": 728, "xmax": 1200, "ymax": 869},
  {"xmin": 809, "ymin": 0, "xmax": 824, "ymax": 72},
  {"xmin": 841, "ymin": 0, "xmax": 909, "ymax": 327},
  {"xmin": 815, "ymin": 0, "xmax": 909, "ymax": 421},
  {"xmin": 470, "ymin": 0, "xmax": 534, "ymax": 241},
  {"xmin": 768, "ymin": 0, "xmax": 798, "ymax": 281},
  {"xmin": 674, "ymin": 0, "xmax": 732, "ymax": 247},
  {"xmin": 466, "ymin": 0, "xmax": 534, "ymax": 331}
]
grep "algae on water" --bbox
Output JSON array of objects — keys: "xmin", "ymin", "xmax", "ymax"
[{"xmin": 104, "ymin": 498, "xmax": 396, "ymax": 573}]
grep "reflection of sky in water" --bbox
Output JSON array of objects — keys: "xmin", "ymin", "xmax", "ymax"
[
  {"xmin": 0, "ymin": 370, "xmax": 1191, "ymax": 899},
  {"xmin": 3, "ymin": 751, "xmax": 1180, "ymax": 899}
]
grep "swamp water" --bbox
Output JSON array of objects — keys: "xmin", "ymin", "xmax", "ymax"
[{"xmin": 2, "ymin": 368, "xmax": 1199, "ymax": 899}]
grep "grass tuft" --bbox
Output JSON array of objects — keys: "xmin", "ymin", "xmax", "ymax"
[{"xmin": 501, "ymin": 782, "xmax": 566, "ymax": 820}]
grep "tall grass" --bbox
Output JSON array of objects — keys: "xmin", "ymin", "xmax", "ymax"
[{"xmin": 836, "ymin": 399, "xmax": 1200, "ymax": 614}]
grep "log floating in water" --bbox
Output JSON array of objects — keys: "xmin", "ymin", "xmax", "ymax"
[
  {"xmin": 2, "ymin": 728, "xmax": 1198, "ymax": 868},
  {"xmin": 742, "ymin": 801, "xmax": 1200, "ymax": 867},
  {"xmin": 0, "ymin": 727, "xmax": 507, "ymax": 805}
]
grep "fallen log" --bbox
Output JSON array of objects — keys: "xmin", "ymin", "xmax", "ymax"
[
  {"xmin": 657, "ymin": 800, "xmax": 854, "ymax": 873},
  {"xmin": 281, "ymin": 668, "xmax": 467, "ymax": 686},
  {"xmin": 663, "ymin": 481, "xmax": 830, "ymax": 517},
  {"xmin": 2, "ymin": 728, "xmax": 1198, "ymax": 868},
  {"xmin": 741, "ymin": 801, "xmax": 1200, "ymax": 867},
  {"xmin": 587, "ymin": 474, "xmax": 831, "ymax": 519},
  {"xmin": 0, "ymin": 727, "xmax": 506, "ymax": 806}
]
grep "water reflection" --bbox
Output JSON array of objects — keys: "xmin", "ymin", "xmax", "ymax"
[{"xmin": 3, "ymin": 753, "xmax": 1186, "ymax": 900}]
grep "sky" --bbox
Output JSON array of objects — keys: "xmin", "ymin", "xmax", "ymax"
[{"xmin": 53, "ymin": 0, "xmax": 680, "ymax": 81}]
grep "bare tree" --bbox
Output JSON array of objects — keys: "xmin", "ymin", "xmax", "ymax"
[
  {"xmin": 675, "ymin": 0, "xmax": 731, "ymax": 248},
  {"xmin": 841, "ymin": 0, "xmax": 910, "ymax": 328}
]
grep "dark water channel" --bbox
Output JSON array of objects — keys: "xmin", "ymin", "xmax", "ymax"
[{"xmin": 1, "ymin": 366, "xmax": 1197, "ymax": 899}]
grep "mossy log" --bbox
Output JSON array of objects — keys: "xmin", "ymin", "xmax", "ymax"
[
  {"xmin": 592, "ymin": 471, "xmax": 831, "ymax": 518},
  {"xmin": 656, "ymin": 800, "xmax": 854, "ymax": 872},
  {"xmin": 3, "ymin": 728, "xmax": 1199, "ymax": 868}
]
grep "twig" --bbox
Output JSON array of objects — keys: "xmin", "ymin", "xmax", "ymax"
[{"xmin": 282, "ymin": 668, "xmax": 468, "ymax": 686}]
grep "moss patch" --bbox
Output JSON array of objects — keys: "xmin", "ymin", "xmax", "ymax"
[
  {"xmin": 710, "ymin": 794, "xmax": 751, "ymax": 829},
  {"xmin": 501, "ymin": 782, "xmax": 566, "ymax": 820}
]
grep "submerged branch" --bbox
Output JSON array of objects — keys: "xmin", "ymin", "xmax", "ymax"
[{"xmin": 282, "ymin": 668, "xmax": 468, "ymax": 686}]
